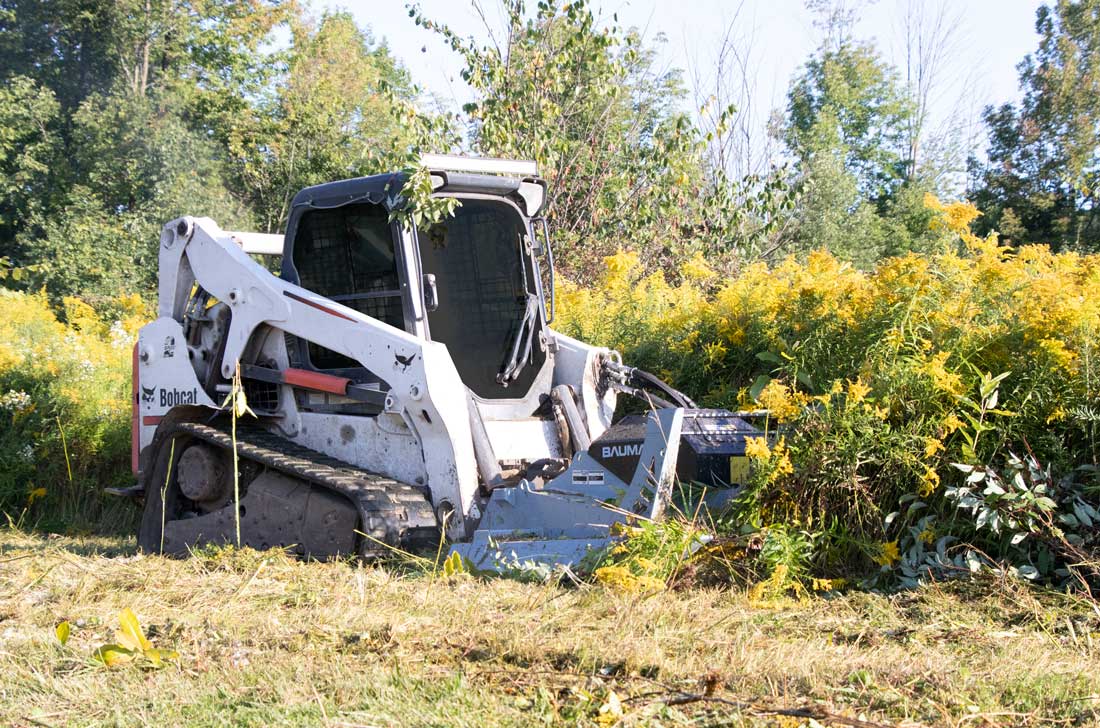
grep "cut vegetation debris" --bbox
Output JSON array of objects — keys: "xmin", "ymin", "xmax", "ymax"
[{"xmin": 1, "ymin": 530, "xmax": 1098, "ymax": 727}]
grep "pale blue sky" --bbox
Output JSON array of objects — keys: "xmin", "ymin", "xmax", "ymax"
[{"xmin": 318, "ymin": 0, "xmax": 1045, "ymax": 175}]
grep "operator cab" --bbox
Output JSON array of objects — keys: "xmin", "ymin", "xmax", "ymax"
[{"xmin": 280, "ymin": 157, "xmax": 554, "ymax": 412}]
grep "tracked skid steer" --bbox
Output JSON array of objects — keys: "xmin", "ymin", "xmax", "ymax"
[{"xmin": 127, "ymin": 155, "xmax": 759, "ymax": 571}]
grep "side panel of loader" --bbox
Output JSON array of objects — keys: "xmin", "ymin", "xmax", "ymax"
[{"xmin": 137, "ymin": 217, "xmax": 483, "ymax": 537}]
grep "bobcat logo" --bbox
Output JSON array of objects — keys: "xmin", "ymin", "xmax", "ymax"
[{"xmin": 141, "ymin": 386, "xmax": 156, "ymax": 403}]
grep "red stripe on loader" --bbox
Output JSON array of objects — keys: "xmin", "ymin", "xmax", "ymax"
[
  {"xmin": 283, "ymin": 368, "xmax": 350, "ymax": 395},
  {"xmin": 284, "ymin": 291, "xmax": 356, "ymax": 321}
]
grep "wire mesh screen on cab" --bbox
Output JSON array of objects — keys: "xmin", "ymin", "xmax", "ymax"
[
  {"xmin": 292, "ymin": 202, "xmax": 405, "ymax": 370},
  {"xmin": 418, "ymin": 199, "xmax": 545, "ymax": 400}
]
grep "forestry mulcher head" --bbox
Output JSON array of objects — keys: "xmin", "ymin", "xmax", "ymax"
[{"xmin": 127, "ymin": 154, "xmax": 760, "ymax": 571}]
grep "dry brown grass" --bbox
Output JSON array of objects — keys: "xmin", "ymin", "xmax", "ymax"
[{"xmin": 0, "ymin": 528, "xmax": 1097, "ymax": 727}]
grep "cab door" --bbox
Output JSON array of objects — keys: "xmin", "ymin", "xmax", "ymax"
[{"xmin": 415, "ymin": 196, "xmax": 547, "ymax": 401}]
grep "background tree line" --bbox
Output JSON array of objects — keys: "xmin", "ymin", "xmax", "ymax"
[{"xmin": 0, "ymin": 0, "xmax": 1098, "ymax": 305}]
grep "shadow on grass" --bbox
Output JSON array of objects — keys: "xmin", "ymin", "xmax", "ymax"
[
  {"xmin": 0, "ymin": 528, "xmax": 139, "ymax": 558},
  {"xmin": 3, "ymin": 491, "xmax": 141, "ymax": 558}
]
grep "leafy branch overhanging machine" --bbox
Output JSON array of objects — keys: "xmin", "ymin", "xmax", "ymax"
[{"xmin": 125, "ymin": 155, "xmax": 759, "ymax": 570}]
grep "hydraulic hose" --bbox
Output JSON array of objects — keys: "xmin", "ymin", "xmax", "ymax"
[{"xmin": 600, "ymin": 358, "xmax": 697, "ymax": 409}]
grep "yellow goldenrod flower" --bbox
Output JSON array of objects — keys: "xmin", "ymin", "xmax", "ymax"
[
  {"xmin": 811, "ymin": 577, "xmax": 847, "ymax": 592},
  {"xmin": 1038, "ymin": 337, "xmax": 1077, "ymax": 371},
  {"xmin": 942, "ymin": 413, "xmax": 964, "ymax": 434},
  {"xmin": 772, "ymin": 447, "xmax": 794, "ymax": 481},
  {"xmin": 744, "ymin": 436, "xmax": 771, "ymax": 461},
  {"xmin": 594, "ymin": 565, "xmax": 637, "ymax": 591},
  {"xmin": 924, "ymin": 438, "xmax": 944, "ymax": 458},
  {"xmin": 918, "ymin": 467, "xmax": 941, "ymax": 497},
  {"xmin": 757, "ymin": 380, "xmax": 804, "ymax": 422},
  {"xmin": 873, "ymin": 541, "xmax": 900, "ymax": 567},
  {"xmin": 846, "ymin": 378, "xmax": 871, "ymax": 404},
  {"xmin": 921, "ymin": 351, "xmax": 964, "ymax": 396},
  {"xmin": 925, "ymin": 192, "xmax": 981, "ymax": 235},
  {"xmin": 681, "ymin": 252, "xmax": 715, "ymax": 281},
  {"xmin": 704, "ymin": 340, "xmax": 728, "ymax": 365},
  {"xmin": 773, "ymin": 457, "xmax": 794, "ymax": 480},
  {"xmin": 594, "ymin": 565, "xmax": 664, "ymax": 595},
  {"xmin": 604, "ymin": 250, "xmax": 640, "ymax": 279}
]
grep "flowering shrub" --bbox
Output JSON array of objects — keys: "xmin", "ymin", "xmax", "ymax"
[
  {"xmin": 589, "ymin": 519, "xmax": 706, "ymax": 594},
  {"xmin": 0, "ymin": 290, "xmax": 144, "ymax": 526},
  {"xmin": 561, "ymin": 196, "xmax": 1100, "ymax": 591}
]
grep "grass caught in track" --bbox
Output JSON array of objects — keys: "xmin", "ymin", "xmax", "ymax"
[{"xmin": 0, "ymin": 528, "xmax": 1097, "ymax": 727}]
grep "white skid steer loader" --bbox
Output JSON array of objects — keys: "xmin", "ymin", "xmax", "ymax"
[{"xmin": 124, "ymin": 155, "xmax": 760, "ymax": 570}]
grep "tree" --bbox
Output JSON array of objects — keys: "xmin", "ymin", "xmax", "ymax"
[
  {"xmin": 22, "ymin": 89, "xmax": 250, "ymax": 302},
  {"xmin": 228, "ymin": 12, "xmax": 423, "ymax": 232},
  {"xmin": 897, "ymin": 0, "xmax": 973, "ymax": 188},
  {"xmin": 0, "ymin": 0, "xmax": 121, "ymax": 114},
  {"xmin": 779, "ymin": 1, "xmax": 941, "ymax": 265},
  {"xmin": 2, "ymin": 2, "xmax": 446, "ymax": 299},
  {"xmin": 0, "ymin": 76, "xmax": 59, "ymax": 249},
  {"xmin": 690, "ymin": 3, "xmax": 784, "ymax": 183},
  {"xmin": 785, "ymin": 41, "xmax": 911, "ymax": 205},
  {"xmin": 0, "ymin": 0, "xmax": 293, "ymax": 299},
  {"xmin": 0, "ymin": 0, "xmax": 291, "ymax": 133},
  {"xmin": 970, "ymin": 0, "xmax": 1100, "ymax": 250},
  {"xmin": 686, "ymin": 8, "xmax": 797, "ymax": 264},
  {"xmin": 415, "ymin": 0, "xmax": 717, "ymax": 279}
]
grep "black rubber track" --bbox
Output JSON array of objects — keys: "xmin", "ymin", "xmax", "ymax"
[{"xmin": 164, "ymin": 420, "xmax": 440, "ymax": 557}]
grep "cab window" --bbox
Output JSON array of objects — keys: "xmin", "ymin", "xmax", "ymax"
[
  {"xmin": 292, "ymin": 202, "xmax": 405, "ymax": 369},
  {"xmin": 418, "ymin": 199, "xmax": 545, "ymax": 399}
]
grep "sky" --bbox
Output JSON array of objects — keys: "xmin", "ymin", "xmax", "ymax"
[{"xmin": 318, "ymin": 0, "xmax": 1045, "ymax": 172}]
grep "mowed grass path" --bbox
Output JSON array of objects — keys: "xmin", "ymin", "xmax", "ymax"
[{"xmin": 0, "ymin": 529, "xmax": 1097, "ymax": 727}]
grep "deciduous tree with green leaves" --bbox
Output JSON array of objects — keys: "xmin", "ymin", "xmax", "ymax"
[
  {"xmin": 0, "ymin": 76, "xmax": 58, "ymax": 248},
  {"xmin": 22, "ymin": 89, "xmax": 250, "ymax": 303},
  {"xmin": 0, "ymin": 0, "xmax": 295, "ymax": 300},
  {"xmin": 779, "ymin": 3, "xmax": 940, "ymax": 266},
  {"xmin": 970, "ymin": 0, "xmax": 1100, "ymax": 251},
  {"xmin": 412, "ymin": 0, "xmax": 733, "ymax": 279},
  {"xmin": 228, "ymin": 11, "xmax": 433, "ymax": 232}
]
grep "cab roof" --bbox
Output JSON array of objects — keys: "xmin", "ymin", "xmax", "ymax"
[{"xmin": 289, "ymin": 171, "xmax": 545, "ymax": 217}]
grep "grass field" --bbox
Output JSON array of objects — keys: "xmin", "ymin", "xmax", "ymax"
[{"xmin": 0, "ymin": 528, "xmax": 1098, "ymax": 728}]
